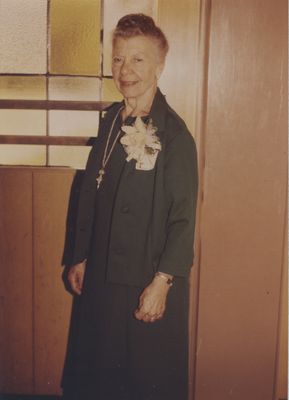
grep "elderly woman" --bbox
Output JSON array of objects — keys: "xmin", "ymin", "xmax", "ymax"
[{"xmin": 62, "ymin": 13, "xmax": 198, "ymax": 400}]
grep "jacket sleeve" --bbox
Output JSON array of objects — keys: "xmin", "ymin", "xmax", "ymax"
[
  {"xmin": 157, "ymin": 131, "xmax": 198, "ymax": 277},
  {"xmin": 69, "ymin": 143, "xmax": 98, "ymax": 266},
  {"xmin": 67, "ymin": 103, "xmax": 122, "ymax": 267}
]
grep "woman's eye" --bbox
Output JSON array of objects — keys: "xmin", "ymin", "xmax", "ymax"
[
  {"xmin": 134, "ymin": 58, "xmax": 143, "ymax": 63},
  {"xmin": 112, "ymin": 57, "xmax": 122, "ymax": 64}
]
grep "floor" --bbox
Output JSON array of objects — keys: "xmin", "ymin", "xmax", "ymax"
[{"xmin": 0, "ymin": 396, "xmax": 61, "ymax": 400}]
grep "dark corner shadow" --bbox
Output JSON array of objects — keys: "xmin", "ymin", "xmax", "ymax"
[{"xmin": 61, "ymin": 169, "xmax": 85, "ymax": 295}]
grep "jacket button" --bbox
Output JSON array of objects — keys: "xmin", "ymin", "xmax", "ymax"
[{"xmin": 121, "ymin": 205, "xmax": 130, "ymax": 213}]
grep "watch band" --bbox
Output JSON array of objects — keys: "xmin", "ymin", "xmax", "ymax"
[{"xmin": 155, "ymin": 271, "xmax": 174, "ymax": 287}]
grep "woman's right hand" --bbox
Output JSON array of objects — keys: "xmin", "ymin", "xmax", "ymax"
[{"xmin": 67, "ymin": 261, "xmax": 86, "ymax": 295}]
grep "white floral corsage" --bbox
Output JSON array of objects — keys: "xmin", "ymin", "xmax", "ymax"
[{"xmin": 120, "ymin": 117, "xmax": 161, "ymax": 170}]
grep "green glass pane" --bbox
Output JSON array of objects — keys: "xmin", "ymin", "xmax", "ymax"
[
  {"xmin": 102, "ymin": 79, "xmax": 123, "ymax": 102},
  {"xmin": 49, "ymin": 77, "xmax": 100, "ymax": 101},
  {"xmin": 0, "ymin": 76, "xmax": 46, "ymax": 100},
  {"xmin": 50, "ymin": 0, "xmax": 101, "ymax": 75}
]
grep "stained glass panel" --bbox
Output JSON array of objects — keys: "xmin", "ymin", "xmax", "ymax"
[
  {"xmin": 0, "ymin": 0, "xmax": 47, "ymax": 74},
  {"xmin": 49, "ymin": 77, "xmax": 100, "ymax": 101},
  {"xmin": 0, "ymin": 110, "xmax": 46, "ymax": 136},
  {"xmin": 48, "ymin": 146, "xmax": 91, "ymax": 169},
  {"xmin": 102, "ymin": 79, "xmax": 123, "ymax": 102},
  {"xmin": 0, "ymin": 76, "xmax": 46, "ymax": 100},
  {"xmin": 49, "ymin": 111, "xmax": 99, "ymax": 137},
  {"xmin": 0, "ymin": 145, "xmax": 46, "ymax": 166},
  {"xmin": 50, "ymin": 0, "xmax": 101, "ymax": 76}
]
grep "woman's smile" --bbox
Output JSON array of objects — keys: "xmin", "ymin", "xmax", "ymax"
[
  {"xmin": 112, "ymin": 36, "xmax": 164, "ymax": 102},
  {"xmin": 120, "ymin": 80, "xmax": 139, "ymax": 86}
]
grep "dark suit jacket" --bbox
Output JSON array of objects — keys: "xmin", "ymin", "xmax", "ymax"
[{"xmin": 70, "ymin": 88, "xmax": 198, "ymax": 287}]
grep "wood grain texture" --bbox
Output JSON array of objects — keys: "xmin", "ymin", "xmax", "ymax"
[
  {"xmin": 0, "ymin": 135, "xmax": 92, "ymax": 146},
  {"xmin": 274, "ymin": 219, "xmax": 288, "ymax": 400},
  {"xmin": 0, "ymin": 100, "xmax": 112, "ymax": 111},
  {"xmin": 0, "ymin": 169, "xmax": 33, "ymax": 393},
  {"xmin": 33, "ymin": 170, "xmax": 74, "ymax": 395},
  {"xmin": 194, "ymin": 0, "xmax": 288, "ymax": 399}
]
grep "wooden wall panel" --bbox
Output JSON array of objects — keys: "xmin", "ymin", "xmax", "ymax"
[
  {"xmin": 33, "ymin": 170, "xmax": 74, "ymax": 395},
  {"xmin": 274, "ymin": 222, "xmax": 288, "ymax": 400},
  {"xmin": 0, "ymin": 169, "xmax": 33, "ymax": 393},
  {"xmin": 194, "ymin": 1, "xmax": 287, "ymax": 399}
]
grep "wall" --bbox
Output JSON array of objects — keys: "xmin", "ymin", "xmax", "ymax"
[
  {"xmin": 0, "ymin": 168, "xmax": 74, "ymax": 394},
  {"xmin": 194, "ymin": 0, "xmax": 287, "ymax": 399}
]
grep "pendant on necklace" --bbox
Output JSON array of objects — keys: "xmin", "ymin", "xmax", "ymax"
[{"xmin": 96, "ymin": 168, "xmax": 105, "ymax": 189}]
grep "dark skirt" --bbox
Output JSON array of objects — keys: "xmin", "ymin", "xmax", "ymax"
[{"xmin": 62, "ymin": 252, "xmax": 189, "ymax": 400}]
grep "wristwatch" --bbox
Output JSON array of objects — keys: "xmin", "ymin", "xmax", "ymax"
[{"xmin": 155, "ymin": 271, "xmax": 174, "ymax": 287}]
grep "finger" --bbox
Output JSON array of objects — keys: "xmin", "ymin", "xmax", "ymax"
[
  {"xmin": 73, "ymin": 282, "xmax": 82, "ymax": 295},
  {"xmin": 76, "ymin": 273, "xmax": 84, "ymax": 292},
  {"xmin": 149, "ymin": 313, "xmax": 163, "ymax": 323},
  {"xmin": 134, "ymin": 307, "xmax": 151, "ymax": 322},
  {"xmin": 69, "ymin": 273, "xmax": 82, "ymax": 295},
  {"xmin": 142, "ymin": 314, "xmax": 152, "ymax": 323},
  {"xmin": 134, "ymin": 307, "xmax": 146, "ymax": 320}
]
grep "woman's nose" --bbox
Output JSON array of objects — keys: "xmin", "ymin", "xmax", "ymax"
[{"xmin": 120, "ymin": 60, "xmax": 131, "ymax": 75}]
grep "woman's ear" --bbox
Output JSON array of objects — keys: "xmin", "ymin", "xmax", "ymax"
[{"xmin": 156, "ymin": 62, "xmax": 165, "ymax": 80}]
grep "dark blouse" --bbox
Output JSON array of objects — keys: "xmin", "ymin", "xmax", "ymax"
[{"xmin": 88, "ymin": 114, "xmax": 153, "ymax": 284}]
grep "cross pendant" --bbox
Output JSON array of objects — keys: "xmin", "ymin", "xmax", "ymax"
[{"xmin": 96, "ymin": 168, "xmax": 105, "ymax": 189}]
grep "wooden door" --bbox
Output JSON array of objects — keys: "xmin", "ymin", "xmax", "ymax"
[{"xmin": 193, "ymin": 1, "xmax": 287, "ymax": 399}]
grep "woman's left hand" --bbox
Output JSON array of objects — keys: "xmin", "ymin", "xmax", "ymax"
[{"xmin": 134, "ymin": 275, "xmax": 172, "ymax": 323}]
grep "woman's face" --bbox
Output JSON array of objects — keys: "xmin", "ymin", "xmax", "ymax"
[{"xmin": 112, "ymin": 36, "xmax": 164, "ymax": 101}]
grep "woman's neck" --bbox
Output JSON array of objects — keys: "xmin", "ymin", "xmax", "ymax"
[{"xmin": 122, "ymin": 85, "xmax": 157, "ymax": 120}]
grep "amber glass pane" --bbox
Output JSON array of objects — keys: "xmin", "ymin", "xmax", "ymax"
[
  {"xmin": 103, "ymin": 0, "xmax": 158, "ymax": 75},
  {"xmin": 0, "ymin": 145, "xmax": 46, "ymax": 165},
  {"xmin": 102, "ymin": 79, "xmax": 123, "ymax": 102},
  {"xmin": 49, "ymin": 77, "xmax": 100, "ymax": 101},
  {"xmin": 49, "ymin": 111, "xmax": 99, "ymax": 137},
  {"xmin": 0, "ymin": 0, "xmax": 47, "ymax": 73},
  {"xmin": 0, "ymin": 110, "xmax": 46, "ymax": 135},
  {"xmin": 50, "ymin": 0, "xmax": 101, "ymax": 76},
  {"xmin": 48, "ymin": 146, "xmax": 91, "ymax": 169},
  {"xmin": 0, "ymin": 76, "xmax": 46, "ymax": 100}
]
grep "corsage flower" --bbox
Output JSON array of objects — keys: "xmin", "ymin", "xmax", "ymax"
[{"xmin": 120, "ymin": 117, "xmax": 161, "ymax": 170}]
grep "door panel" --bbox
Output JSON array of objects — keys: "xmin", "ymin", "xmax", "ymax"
[
  {"xmin": 0, "ymin": 170, "xmax": 33, "ymax": 393},
  {"xmin": 194, "ymin": 1, "xmax": 287, "ymax": 399},
  {"xmin": 33, "ymin": 170, "xmax": 73, "ymax": 394}
]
